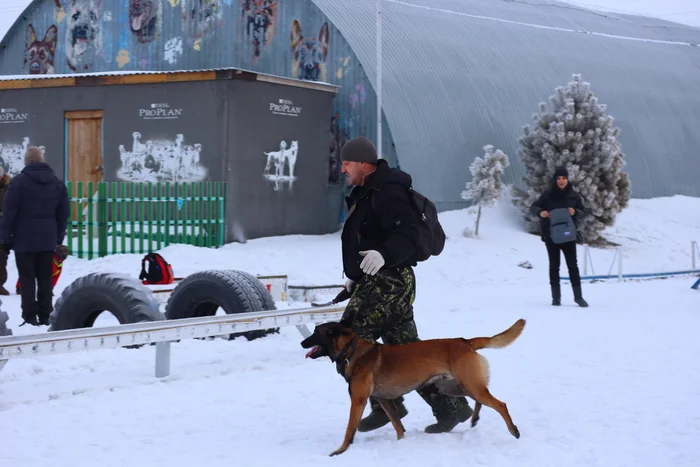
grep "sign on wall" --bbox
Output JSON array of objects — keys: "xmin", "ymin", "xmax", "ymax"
[
  {"xmin": 104, "ymin": 83, "xmax": 223, "ymax": 183},
  {"xmin": 227, "ymin": 79, "xmax": 334, "ymax": 237},
  {"xmin": 0, "ymin": 106, "xmax": 40, "ymax": 176},
  {"xmin": 262, "ymin": 97, "xmax": 305, "ymax": 192}
]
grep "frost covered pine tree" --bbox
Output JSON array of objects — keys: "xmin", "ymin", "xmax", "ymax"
[
  {"xmin": 461, "ymin": 145, "xmax": 510, "ymax": 236},
  {"xmin": 512, "ymin": 73, "xmax": 632, "ymax": 243}
]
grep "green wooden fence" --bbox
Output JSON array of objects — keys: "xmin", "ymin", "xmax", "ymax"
[{"xmin": 66, "ymin": 181, "xmax": 227, "ymax": 259}]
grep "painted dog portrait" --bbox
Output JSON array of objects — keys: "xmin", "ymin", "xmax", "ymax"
[
  {"xmin": 241, "ymin": 0, "xmax": 278, "ymax": 62},
  {"xmin": 290, "ymin": 19, "xmax": 329, "ymax": 82},
  {"xmin": 181, "ymin": 0, "xmax": 223, "ymax": 48},
  {"xmin": 24, "ymin": 24, "xmax": 58, "ymax": 74},
  {"xmin": 130, "ymin": 0, "xmax": 162, "ymax": 44},
  {"xmin": 65, "ymin": 0, "xmax": 103, "ymax": 72}
]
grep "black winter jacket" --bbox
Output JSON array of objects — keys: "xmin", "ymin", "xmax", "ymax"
[
  {"xmin": 530, "ymin": 184, "xmax": 586, "ymax": 242},
  {"xmin": 0, "ymin": 163, "xmax": 70, "ymax": 253},
  {"xmin": 341, "ymin": 159, "xmax": 419, "ymax": 281}
]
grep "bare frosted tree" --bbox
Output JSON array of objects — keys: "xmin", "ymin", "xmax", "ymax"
[
  {"xmin": 511, "ymin": 73, "xmax": 632, "ymax": 243},
  {"xmin": 461, "ymin": 145, "xmax": 510, "ymax": 236}
]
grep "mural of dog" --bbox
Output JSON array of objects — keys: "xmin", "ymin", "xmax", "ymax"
[
  {"xmin": 65, "ymin": 0, "xmax": 103, "ymax": 72},
  {"xmin": 181, "ymin": 0, "xmax": 223, "ymax": 48},
  {"xmin": 130, "ymin": 0, "xmax": 162, "ymax": 44},
  {"xmin": 263, "ymin": 139, "xmax": 299, "ymax": 192},
  {"xmin": 241, "ymin": 0, "xmax": 278, "ymax": 62},
  {"xmin": 24, "ymin": 24, "xmax": 58, "ymax": 74},
  {"xmin": 290, "ymin": 19, "xmax": 329, "ymax": 82}
]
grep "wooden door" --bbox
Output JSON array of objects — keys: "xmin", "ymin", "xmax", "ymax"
[
  {"xmin": 66, "ymin": 110, "xmax": 104, "ymax": 183},
  {"xmin": 65, "ymin": 110, "xmax": 104, "ymax": 222}
]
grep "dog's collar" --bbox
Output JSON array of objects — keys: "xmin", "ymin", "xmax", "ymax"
[{"xmin": 334, "ymin": 337, "xmax": 357, "ymax": 381}]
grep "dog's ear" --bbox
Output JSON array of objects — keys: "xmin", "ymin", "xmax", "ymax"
[
  {"xmin": 290, "ymin": 19, "xmax": 303, "ymax": 51},
  {"xmin": 44, "ymin": 25, "xmax": 58, "ymax": 55},
  {"xmin": 26, "ymin": 24, "xmax": 37, "ymax": 48},
  {"xmin": 318, "ymin": 22, "xmax": 329, "ymax": 59}
]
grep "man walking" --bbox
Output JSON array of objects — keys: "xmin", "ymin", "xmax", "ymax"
[
  {"xmin": 0, "ymin": 146, "xmax": 69, "ymax": 326},
  {"xmin": 338, "ymin": 136, "xmax": 472, "ymax": 434}
]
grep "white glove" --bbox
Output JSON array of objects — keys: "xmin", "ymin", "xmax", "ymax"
[
  {"xmin": 344, "ymin": 279, "xmax": 356, "ymax": 293},
  {"xmin": 359, "ymin": 250, "xmax": 385, "ymax": 276}
]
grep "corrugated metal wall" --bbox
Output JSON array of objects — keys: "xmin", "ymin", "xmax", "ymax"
[
  {"xmin": 2, "ymin": 0, "xmax": 699, "ymax": 211},
  {"xmin": 0, "ymin": 0, "xmax": 398, "ymax": 179}
]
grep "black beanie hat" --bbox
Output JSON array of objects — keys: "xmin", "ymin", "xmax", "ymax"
[
  {"xmin": 553, "ymin": 167, "xmax": 569, "ymax": 181},
  {"xmin": 340, "ymin": 136, "xmax": 378, "ymax": 164}
]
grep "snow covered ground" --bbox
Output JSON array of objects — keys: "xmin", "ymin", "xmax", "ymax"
[{"xmin": 0, "ymin": 194, "xmax": 699, "ymax": 467}]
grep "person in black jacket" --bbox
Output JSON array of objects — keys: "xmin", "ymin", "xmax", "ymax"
[
  {"xmin": 530, "ymin": 167, "xmax": 589, "ymax": 307},
  {"xmin": 337, "ymin": 136, "xmax": 473, "ymax": 435},
  {"xmin": 0, "ymin": 146, "xmax": 70, "ymax": 326},
  {"xmin": 0, "ymin": 166, "xmax": 11, "ymax": 296}
]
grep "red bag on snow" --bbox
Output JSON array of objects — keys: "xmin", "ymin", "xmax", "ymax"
[{"xmin": 139, "ymin": 253, "xmax": 174, "ymax": 285}]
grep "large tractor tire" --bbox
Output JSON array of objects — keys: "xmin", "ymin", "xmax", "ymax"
[
  {"xmin": 49, "ymin": 272, "xmax": 165, "ymax": 332},
  {"xmin": 0, "ymin": 308, "xmax": 11, "ymax": 337},
  {"xmin": 165, "ymin": 270, "xmax": 279, "ymax": 341}
]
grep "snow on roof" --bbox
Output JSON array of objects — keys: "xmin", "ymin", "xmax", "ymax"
[
  {"xmin": 0, "ymin": 67, "xmax": 339, "ymax": 90},
  {"xmin": 0, "ymin": 68, "xmax": 233, "ymax": 81}
]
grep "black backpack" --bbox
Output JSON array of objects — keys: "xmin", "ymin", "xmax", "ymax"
[
  {"xmin": 139, "ymin": 253, "xmax": 175, "ymax": 285},
  {"xmin": 373, "ymin": 184, "xmax": 446, "ymax": 262}
]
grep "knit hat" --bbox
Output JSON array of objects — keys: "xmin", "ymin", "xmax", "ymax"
[
  {"xmin": 553, "ymin": 167, "xmax": 569, "ymax": 180},
  {"xmin": 24, "ymin": 146, "xmax": 45, "ymax": 166},
  {"xmin": 340, "ymin": 136, "xmax": 378, "ymax": 164}
]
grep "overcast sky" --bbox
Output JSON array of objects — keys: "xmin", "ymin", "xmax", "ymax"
[{"xmin": 1, "ymin": 0, "xmax": 699, "ymax": 49}]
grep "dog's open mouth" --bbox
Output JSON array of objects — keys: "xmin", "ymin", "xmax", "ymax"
[
  {"xmin": 132, "ymin": 13, "xmax": 146, "ymax": 31},
  {"xmin": 305, "ymin": 345, "xmax": 323, "ymax": 359},
  {"xmin": 304, "ymin": 345, "xmax": 321, "ymax": 358}
]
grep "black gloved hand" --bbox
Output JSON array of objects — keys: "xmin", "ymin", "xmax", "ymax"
[{"xmin": 54, "ymin": 244, "xmax": 70, "ymax": 261}]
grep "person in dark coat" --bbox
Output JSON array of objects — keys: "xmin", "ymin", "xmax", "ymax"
[
  {"xmin": 0, "ymin": 146, "xmax": 70, "ymax": 325},
  {"xmin": 337, "ymin": 136, "xmax": 473, "ymax": 435},
  {"xmin": 0, "ymin": 166, "xmax": 12, "ymax": 296},
  {"xmin": 530, "ymin": 167, "xmax": 589, "ymax": 307}
]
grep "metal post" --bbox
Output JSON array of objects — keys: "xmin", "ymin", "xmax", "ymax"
[
  {"xmin": 692, "ymin": 241, "xmax": 697, "ymax": 271},
  {"xmin": 155, "ymin": 341, "xmax": 171, "ymax": 378},
  {"xmin": 583, "ymin": 245, "xmax": 589, "ymax": 276},
  {"xmin": 617, "ymin": 246, "xmax": 623, "ymax": 281},
  {"xmin": 376, "ymin": 0, "xmax": 383, "ymax": 159},
  {"xmin": 296, "ymin": 324, "xmax": 312, "ymax": 339}
]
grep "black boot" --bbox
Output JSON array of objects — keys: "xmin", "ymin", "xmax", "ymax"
[
  {"xmin": 551, "ymin": 284, "xmax": 561, "ymax": 306},
  {"xmin": 357, "ymin": 398, "xmax": 409, "ymax": 432},
  {"xmin": 424, "ymin": 403, "xmax": 473, "ymax": 434},
  {"xmin": 572, "ymin": 285, "xmax": 588, "ymax": 307},
  {"xmin": 21, "ymin": 313, "xmax": 39, "ymax": 326},
  {"xmin": 38, "ymin": 313, "xmax": 50, "ymax": 326}
]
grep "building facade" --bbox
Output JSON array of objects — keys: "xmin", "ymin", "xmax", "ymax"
[
  {"xmin": 0, "ymin": 69, "xmax": 339, "ymax": 242},
  {"xmin": 1, "ymin": 0, "xmax": 699, "ymax": 211}
]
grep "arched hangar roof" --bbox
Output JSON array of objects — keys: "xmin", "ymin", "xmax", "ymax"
[{"xmin": 312, "ymin": 0, "xmax": 700, "ymax": 207}]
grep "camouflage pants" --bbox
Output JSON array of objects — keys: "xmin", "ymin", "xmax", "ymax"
[{"xmin": 340, "ymin": 267, "xmax": 470, "ymax": 421}]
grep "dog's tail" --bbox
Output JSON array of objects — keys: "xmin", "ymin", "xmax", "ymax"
[{"xmin": 465, "ymin": 319, "xmax": 526, "ymax": 351}]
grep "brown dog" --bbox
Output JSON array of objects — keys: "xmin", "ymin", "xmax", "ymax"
[{"xmin": 301, "ymin": 319, "xmax": 526, "ymax": 456}]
